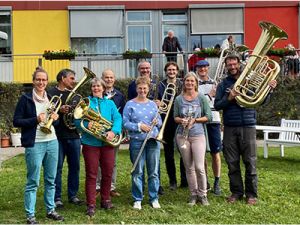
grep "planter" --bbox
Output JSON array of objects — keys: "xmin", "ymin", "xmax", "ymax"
[
  {"xmin": 44, "ymin": 55, "xmax": 75, "ymax": 60},
  {"xmin": 123, "ymin": 53, "xmax": 152, "ymax": 60},
  {"xmin": 1, "ymin": 136, "xmax": 10, "ymax": 148},
  {"xmin": 11, "ymin": 133, "xmax": 21, "ymax": 147}
]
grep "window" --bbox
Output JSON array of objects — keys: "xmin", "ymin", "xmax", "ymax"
[
  {"xmin": 127, "ymin": 11, "xmax": 151, "ymax": 22},
  {"xmin": 162, "ymin": 11, "xmax": 187, "ymax": 21},
  {"xmin": 0, "ymin": 11, "xmax": 11, "ymax": 54},
  {"xmin": 191, "ymin": 34, "xmax": 243, "ymax": 49}
]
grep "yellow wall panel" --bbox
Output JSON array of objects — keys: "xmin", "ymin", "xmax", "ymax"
[{"xmin": 12, "ymin": 10, "xmax": 70, "ymax": 83}]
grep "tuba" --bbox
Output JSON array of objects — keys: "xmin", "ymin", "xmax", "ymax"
[
  {"xmin": 63, "ymin": 67, "xmax": 96, "ymax": 129},
  {"xmin": 40, "ymin": 94, "xmax": 63, "ymax": 134},
  {"xmin": 73, "ymin": 97, "xmax": 123, "ymax": 147},
  {"xmin": 233, "ymin": 21, "xmax": 288, "ymax": 108}
]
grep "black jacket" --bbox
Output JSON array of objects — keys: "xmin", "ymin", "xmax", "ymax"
[{"xmin": 162, "ymin": 36, "xmax": 182, "ymax": 56}]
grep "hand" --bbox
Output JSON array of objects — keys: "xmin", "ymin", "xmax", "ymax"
[
  {"xmin": 60, "ymin": 105, "xmax": 71, "ymax": 114},
  {"xmin": 181, "ymin": 118, "xmax": 189, "ymax": 128},
  {"xmin": 106, "ymin": 131, "xmax": 115, "ymax": 141},
  {"xmin": 209, "ymin": 87, "xmax": 216, "ymax": 97},
  {"xmin": 268, "ymin": 80, "xmax": 277, "ymax": 90},
  {"xmin": 154, "ymin": 99, "xmax": 161, "ymax": 107},
  {"xmin": 140, "ymin": 123, "xmax": 151, "ymax": 132},
  {"xmin": 88, "ymin": 121, "xmax": 94, "ymax": 129},
  {"xmin": 50, "ymin": 113, "xmax": 59, "ymax": 121},
  {"xmin": 188, "ymin": 118, "xmax": 196, "ymax": 128},
  {"xmin": 228, "ymin": 88, "xmax": 239, "ymax": 101},
  {"xmin": 37, "ymin": 113, "xmax": 46, "ymax": 123}
]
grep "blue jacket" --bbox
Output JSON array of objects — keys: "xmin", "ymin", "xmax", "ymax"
[
  {"xmin": 13, "ymin": 92, "xmax": 58, "ymax": 147},
  {"xmin": 74, "ymin": 96, "xmax": 122, "ymax": 147},
  {"xmin": 106, "ymin": 88, "xmax": 126, "ymax": 115},
  {"xmin": 214, "ymin": 75, "xmax": 256, "ymax": 127}
]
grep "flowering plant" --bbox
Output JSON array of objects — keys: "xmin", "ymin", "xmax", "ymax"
[
  {"xmin": 267, "ymin": 48, "xmax": 296, "ymax": 57},
  {"xmin": 43, "ymin": 49, "xmax": 76, "ymax": 60},
  {"xmin": 122, "ymin": 49, "xmax": 152, "ymax": 59},
  {"xmin": 194, "ymin": 48, "xmax": 220, "ymax": 57}
]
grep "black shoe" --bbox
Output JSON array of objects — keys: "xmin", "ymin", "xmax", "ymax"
[
  {"xmin": 46, "ymin": 210, "xmax": 64, "ymax": 221},
  {"xmin": 180, "ymin": 182, "xmax": 188, "ymax": 188},
  {"xmin": 169, "ymin": 183, "xmax": 177, "ymax": 191},
  {"xmin": 100, "ymin": 200, "xmax": 114, "ymax": 209},
  {"xmin": 69, "ymin": 196, "xmax": 84, "ymax": 206},
  {"xmin": 158, "ymin": 186, "xmax": 164, "ymax": 195},
  {"xmin": 213, "ymin": 183, "xmax": 222, "ymax": 196},
  {"xmin": 55, "ymin": 199, "xmax": 64, "ymax": 209},
  {"xmin": 26, "ymin": 217, "xmax": 38, "ymax": 224}
]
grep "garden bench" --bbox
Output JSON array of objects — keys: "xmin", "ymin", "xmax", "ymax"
[{"xmin": 256, "ymin": 119, "xmax": 300, "ymax": 158}]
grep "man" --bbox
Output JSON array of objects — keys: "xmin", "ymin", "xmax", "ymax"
[
  {"xmin": 162, "ymin": 30, "xmax": 183, "ymax": 62},
  {"xmin": 214, "ymin": 54, "xmax": 277, "ymax": 205},
  {"xmin": 221, "ymin": 35, "xmax": 235, "ymax": 51},
  {"xmin": 96, "ymin": 69, "xmax": 126, "ymax": 197},
  {"xmin": 196, "ymin": 60, "xmax": 222, "ymax": 196},
  {"xmin": 157, "ymin": 62, "xmax": 187, "ymax": 190},
  {"xmin": 48, "ymin": 68, "xmax": 83, "ymax": 208}
]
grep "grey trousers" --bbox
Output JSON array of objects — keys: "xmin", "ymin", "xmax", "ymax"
[{"xmin": 223, "ymin": 126, "xmax": 258, "ymax": 198}]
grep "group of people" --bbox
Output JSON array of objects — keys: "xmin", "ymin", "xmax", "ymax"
[{"xmin": 13, "ymin": 49, "xmax": 278, "ymax": 223}]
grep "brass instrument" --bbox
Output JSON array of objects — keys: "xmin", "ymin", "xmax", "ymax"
[
  {"xmin": 233, "ymin": 21, "xmax": 288, "ymax": 108},
  {"xmin": 63, "ymin": 67, "xmax": 96, "ymax": 129},
  {"xmin": 180, "ymin": 105, "xmax": 196, "ymax": 150},
  {"xmin": 131, "ymin": 82, "xmax": 176, "ymax": 173},
  {"xmin": 40, "ymin": 94, "xmax": 62, "ymax": 134},
  {"xmin": 73, "ymin": 97, "xmax": 123, "ymax": 147},
  {"xmin": 214, "ymin": 47, "xmax": 229, "ymax": 85}
]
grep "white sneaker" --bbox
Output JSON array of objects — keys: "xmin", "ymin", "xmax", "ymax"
[
  {"xmin": 133, "ymin": 201, "xmax": 142, "ymax": 210},
  {"xmin": 151, "ymin": 199, "xmax": 161, "ymax": 209}
]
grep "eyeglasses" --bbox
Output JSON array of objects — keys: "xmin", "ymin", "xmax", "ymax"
[{"xmin": 35, "ymin": 79, "xmax": 48, "ymax": 82}]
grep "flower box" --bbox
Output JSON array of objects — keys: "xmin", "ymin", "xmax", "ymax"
[
  {"xmin": 43, "ymin": 49, "xmax": 76, "ymax": 60},
  {"xmin": 122, "ymin": 49, "xmax": 152, "ymax": 60}
]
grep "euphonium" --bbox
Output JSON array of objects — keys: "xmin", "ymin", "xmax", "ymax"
[
  {"xmin": 63, "ymin": 67, "xmax": 96, "ymax": 129},
  {"xmin": 73, "ymin": 97, "xmax": 123, "ymax": 147},
  {"xmin": 40, "ymin": 94, "xmax": 63, "ymax": 134},
  {"xmin": 233, "ymin": 21, "xmax": 288, "ymax": 108}
]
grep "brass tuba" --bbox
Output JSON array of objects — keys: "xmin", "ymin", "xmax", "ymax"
[
  {"xmin": 63, "ymin": 67, "xmax": 96, "ymax": 129},
  {"xmin": 233, "ymin": 21, "xmax": 288, "ymax": 108},
  {"xmin": 40, "ymin": 94, "xmax": 63, "ymax": 134},
  {"xmin": 73, "ymin": 97, "xmax": 123, "ymax": 147}
]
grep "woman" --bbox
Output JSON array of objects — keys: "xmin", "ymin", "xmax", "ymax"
[
  {"xmin": 74, "ymin": 77, "xmax": 122, "ymax": 217},
  {"xmin": 123, "ymin": 76, "xmax": 162, "ymax": 210},
  {"xmin": 174, "ymin": 72, "xmax": 212, "ymax": 206},
  {"xmin": 13, "ymin": 67, "xmax": 64, "ymax": 224},
  {"xmin": 157, "ymin": 62, "xmax": 187, "ymax": 190}
]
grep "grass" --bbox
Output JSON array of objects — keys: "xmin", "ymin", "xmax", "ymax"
[{"xmin": 1, "ymin": 146, "xmax": 300, "ymax": 224}]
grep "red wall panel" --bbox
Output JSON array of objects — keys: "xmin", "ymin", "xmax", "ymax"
[{"xmin": 245, "ymin": 7, "xmax": 298, "ymax": 49}]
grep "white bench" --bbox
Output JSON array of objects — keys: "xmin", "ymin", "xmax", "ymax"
[{"xmin": 256, "ymin": 119, "xmax": 300, "ymax": 158}]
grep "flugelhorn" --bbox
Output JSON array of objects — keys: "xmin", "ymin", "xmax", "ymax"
[
  {"xmin": 63, "ymin": 67, "xmax": 96, "ymax": 129},
  {"xmin": 40, "ymin": 94, "xmax": 62, "ymax": 134},
  {"xmin": 233, "ymin": 21, "xmax": 288, "ymax": 107}
]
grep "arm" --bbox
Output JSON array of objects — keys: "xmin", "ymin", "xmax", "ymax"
[
  {"xmin": 110, "ymin": 101, "xmax": 122, "ymax": 135},
  {"xmin": 123, "ymin": 102, "xmax": 140, "ymax": 132},
  {"xmin": 197, "ymin": 94, "xmax": 212, "ymax": 123},
  {"xmin": 214, "ymin": 82, "xmax": 231, "ymax": 111},
  {"xmin": 176, "ymin": 37, "xmax": 183, "ymax": 52}
]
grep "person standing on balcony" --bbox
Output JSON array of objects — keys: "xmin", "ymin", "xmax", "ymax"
[
  {"xmin": 13, "ymin": 66, "xmax": 64, "ymax": 224},
  {"xmin": 96, "ymin": 69, "xmax": 126, "ymax": 197},
  {"xmin": 48, "ymin": 69, "xmax": 83, "ymax": 208},
  {"xmin": 221, "ymin": 35, "xmax": 236, "ymax": 51},
  {"xmin": 162, "ymin": 30, "xmax": 183, "ymax": 63}
]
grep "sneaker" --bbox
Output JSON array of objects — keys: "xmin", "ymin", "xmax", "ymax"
[
  {"xmin": 26, "ymin": 217, "xmax": 38, "ymax": 224},
  {"xmin": 101, "ymin": 200, "xmax": 114, "ymax": 209},
  {"xmin": 151, "ymin": 199, "xmax": 161, "ymax": 209},
  {"xmin": 198, "ymin": 195, "xmax": 210, "ymax": 206},
  {"xmin": 86, "ymin": 205, "xmax": 96, "ymax": 217},
  {"xmin": 69, "ymin": 196, "xmax": 84, "ymax": 205},
  {"xmin": 46, "ymin": 210, "xmax": 64, "ymax": 221},
  {"xmin": 55, "ymin": 199, "xmax": 64, "ymax": 208},
  {"xmin": 133, "ymin": 201, "xmax": 142, "ymax": 210},
  {"xmin": 246, "ymin": 197, "xmax": 257, "ymax": 205},
  {"xmin": 213, "ymin": 183, "xmax": 222, "ymax": 196},
  {"xmin": 158, "ymin": 186, "xmax": 164, "ymax": 195},
  {"xmin": 188, "ymin": 195, "xmax": 198, "ymax": 206},
  {"xmin": 169, "ymin": 183, "xmax": 177, "ymax": 191},
  {"xmin": 110, "ymin": 190, "xmax": 121, "ymax": 197},
  {"xmin": 226, "ymin": 194, "xmax": 243, "ymax": 204}
]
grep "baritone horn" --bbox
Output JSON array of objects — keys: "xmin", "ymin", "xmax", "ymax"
[
  {"xmin": 233, "ymin": 21, "xmax": 288, "ymax": 108},
  {"xmin": 40, "ymin": 94, "xmax": 63, "ymax": 134}
]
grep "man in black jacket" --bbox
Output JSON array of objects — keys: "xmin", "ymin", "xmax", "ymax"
[{"xmin": 162, "ymin": 30, "xmax": 183, "ymax": 62}]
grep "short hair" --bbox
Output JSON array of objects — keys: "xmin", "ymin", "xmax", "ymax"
[
  {"xmin": 56, "ymin": 68, "xmax": 75, "ymax": 82},
  {"xmin": 102, "ymin": 68, "xmax": 115, "ymax": 78},
  {"xmin": 164, "ymin": 62, "xmax": 179, "ymax": 72},
  {"xmin": 137, "ymin": 61, "xmax": 151, "ymax": 71},
  {"xmin": 135, "ymin": 76, "xmax": 150, "ymax": 88},
  {"xmin": 90, "ymin": 77, "xmax": 106, "ymax": 91},
  {"xmin": 182, "ymin": 72, "xmax": 199, "ymax": 92},
  {"xmin": 32, "ymin": 66, "xmax": 48, "ymax": 81},
  {"xmin": 225, "ymin": 54, "xmax": 240, "ymax": 64}
]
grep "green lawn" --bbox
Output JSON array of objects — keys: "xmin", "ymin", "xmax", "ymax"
[{"xmin": 1, "ymin": 146, "xmax": 300, "ymax": 224}]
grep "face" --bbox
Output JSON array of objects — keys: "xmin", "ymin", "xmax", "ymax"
[
  {"xmin": 168, "ymin": 31, "xmax": 174, "ymax": 38},
  {"xmin": 184, "ymin": 76, "xmax": 197, "ymax": 91},
  {"xmin": 225, "ymin": 58, "xmax": 240, "ymax": 76},
  {"xmin": 136, "ymin": 83, "xmax": 149, "ymax": 98},
  {"xmin": 62, "ymin": 73, "xmax": 76, "ymax": 89},
  {"xmin": 138, "ymin": 62, "xmax": 151, "ymax": 78},
  {"xmin": 91, "ymin": 81, "xmax": 104, "ymax": 97},
  {"xmin": 166, "ymin": 65, "xmax": 178, "ymax": 79},
  {"xmin": 33, "ymin": 72, "xmax": 48, "ymax": 92},
  {"xmin": 102, "ymin": 70, "xmax": 115, "ymax": 89},
  {"xmin": 196, "ymin": 66, "xmax": 209, "ymax": 79}
]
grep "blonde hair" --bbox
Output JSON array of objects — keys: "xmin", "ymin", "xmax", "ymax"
[
  {"xmin": 135, "ymin": 76, "xmax": 150, "ymax": 88},
  {"xmin": 32, "ymin": 66, "xmax": 48, "ymax": 81},
  {"xmin": 182, "ymin": 72, "xmax": 199, "ymax": 92}
]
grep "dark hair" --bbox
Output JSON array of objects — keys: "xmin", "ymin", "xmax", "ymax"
[
  {"xmin": 225, "ymin": 54, "xmax": 240, "ymax": 64},
  {"xmin": 32, "ymin": 66, "xmax": 48, "ymax": 81},
  {"xmin": 164, "ymin": 62, "xmax": 179, "ymax": 72},
  {"xmin": 56, "ymin": 68, "xmax": 75, "ymax": 82}
]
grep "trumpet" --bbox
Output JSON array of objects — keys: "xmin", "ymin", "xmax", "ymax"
[
  {"xmin": 180, "ymin": 106, "xmax": 196, "ymax": 150},
  {"xmin": 40, "ymin": 94, "xmax": 62, "ymax": 134}
]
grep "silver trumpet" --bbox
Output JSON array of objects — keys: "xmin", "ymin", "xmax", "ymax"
[{"xmin": 180, "ymin": 106, "xmax": 196, "ymax": 150}]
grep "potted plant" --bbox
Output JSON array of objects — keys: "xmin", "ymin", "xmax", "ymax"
[
  {"xmin": 43, "ymin": 49, "xmax": 76, "ymax": 60},
  {"xmin": 10, "ymin": 127, "xmax": 21, "ymax": 148},
  {"xmin": 0, "ymin": 122, "xmax": 10, "ymax": 148},
  {"xmin": 122, "ymin": 49, "xmax": 152, "ymax": 60}
]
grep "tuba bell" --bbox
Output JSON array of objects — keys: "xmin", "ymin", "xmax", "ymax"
[
  {"xmin": 73, "ymin": 97, "xmax": 123, "ymax": 147},
  {"xmin": 233, "ymin": 21, "xmax": 288, "ymax": 108}
]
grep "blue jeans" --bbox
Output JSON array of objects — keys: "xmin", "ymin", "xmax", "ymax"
[
  {"xmin": 54, "ymin": 138, "xmax": 81, "ymax": 200},
  {"xmin": 130, "ymin": 139, "xmax": 160, "ymax": 203},
  {"xmin": 24, "ymin": 140, "xmax": 58, "ymax": 218}
]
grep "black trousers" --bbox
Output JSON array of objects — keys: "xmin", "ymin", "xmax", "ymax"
[
  {"xmin": 166, "ymin": 54, "xmax": 177, "ymax": 63},
  {"xmin": 223, "ymin": 126, "xmax": 257, "ymax": 198}
]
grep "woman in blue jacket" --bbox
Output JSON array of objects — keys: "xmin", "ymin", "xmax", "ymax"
[
  {"xmin": 13, "ymin": 67, "xmax": 63, "ymax": 224},
  {"xmin": 74, "ymin": 77, "xmax": 122, "ymax": 217}
]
